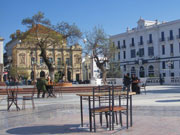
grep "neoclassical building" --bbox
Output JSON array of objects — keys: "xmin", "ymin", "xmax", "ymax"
[
  {"xmin": 111, "ymin": 18, "xmax": 180, "ymax": 78},
  {"xmin": 0, "ymin": 37, "xmax": 4, "ymax": 82},
  {"xmin": 5, "ymin": 25, "xmax": 82, "ymax": 82}
]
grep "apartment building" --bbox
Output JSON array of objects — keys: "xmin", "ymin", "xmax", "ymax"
[{"xmin": 111, "ymin": 18, "xmax": 180, "ymax": 78}]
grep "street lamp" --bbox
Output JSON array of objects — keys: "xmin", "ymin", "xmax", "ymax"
[{"xmin": 166, "ymin": 60, "xmax": 173, "ymax": 77}]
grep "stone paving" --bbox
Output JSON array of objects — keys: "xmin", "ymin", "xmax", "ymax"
[{"xmin": 0, "ymin": 85, "xmax": 180, "ymax": 135}]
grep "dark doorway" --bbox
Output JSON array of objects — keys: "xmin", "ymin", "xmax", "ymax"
[
  {"xmin": 139, "ymin": 66, "xmax": 145, "ymax": 77},
  {"xmin": 76, "ymin": 74, "xmax": 79, "ymax": 82},
  {"xmin": 31, "ymin": 71, "xmax": 34, "ymax": 80},
  {"xmin": 68, "ymin": 70, "xmax": 71, "ymax": 81},
  {"xmin": 40, "ymin": 71, "xmax": 45, "ymax": 78}
]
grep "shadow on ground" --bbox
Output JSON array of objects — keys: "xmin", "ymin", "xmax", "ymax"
[
  {"xmin": 156, "ymin": 99, "xmax": 180, "ymax": 103},
  {"xmin": 6, "ymin": 124, "xmax": 89, "ymax": 134}
]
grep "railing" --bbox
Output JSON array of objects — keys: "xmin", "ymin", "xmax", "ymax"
[
  {"xmin": 147, "ymin": 40, "xmax": 153, "ymax": 44},
  {"xmin": 91, "ymin": 77, "xmax": 180, "ymax": 86},
  {"xmin": 138, "ymin": 42, "xmax": 143, "ymax": 45},
  {"xmin": 168, "ymin": 36, "xmax": 174, "ymax": 41},
  {"xmin": 159, "ymin": 38, "xmax": 165, "ymax": 42}
]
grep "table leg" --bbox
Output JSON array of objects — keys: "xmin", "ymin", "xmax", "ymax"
[
  {"xmin": 80, "ymin": 96, "xmax": 83, "ymax": 127},
  {"xmin": 88, "ymin": 96, "xmax": 92, "ymax": 132},
  {"xmin": 130, "ymin": 95, "xmax": 132, "ymax": 126},
  {"xmin": 126, "ymin": 95, "xmax": 129, "ymax": 129}
]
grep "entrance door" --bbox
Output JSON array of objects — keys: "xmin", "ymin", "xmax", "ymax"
[
  {"xmin": 76, "ymin": 74, "xmax": 79, "ymax": 82},
  {"xmin": 68, "ymin": 71, "xmax": 71, "ymax": 81}
]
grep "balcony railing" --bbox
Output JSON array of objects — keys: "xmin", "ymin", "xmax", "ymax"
[
  {"xmin": 121, "ymin": 45, "xmax": 126, "ymax": 49},
  {"xmin": 147, "ymin": 40, "xmax": 153, "ymax": 44},
  {"xmin": 130, "ymin": 43, "xmax": 135, "ymax": 47},
  {"xmin": 159, "ymin": 38, "xmax": 165, "ymax": 42},
  {"xmin": 138, "ymin": 42, "xmax": 143, "ymax": 45},
  {"xmin": 176, "ymin": 35, "xmax": 180, "ymax": 39},
  {"xmin": 168, "ymin": 36, "xmax": 174, "ymax": 41}
]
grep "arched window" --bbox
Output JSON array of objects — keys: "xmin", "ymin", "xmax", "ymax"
[
  {"xmin": 148, "ymin": 65, "xmax": 154, "ymax": 77},
  {"xmin": 131, "ymin": 67, "xmax": 136, "ymax": 76},
  {"xmin": 139, "ymin": 66, "xmax": 145, "ymax": 77}
]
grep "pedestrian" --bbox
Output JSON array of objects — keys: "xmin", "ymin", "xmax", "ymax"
[
  {"xmin": 131, "ymin": 74, "xmax": 140, "ymax": 94},
  {"xmin": 123, "ymin": 73, "xmax": 131, "ymax": 91}
]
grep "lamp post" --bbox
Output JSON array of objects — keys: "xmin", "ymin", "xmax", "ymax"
[{"xmin": 166, "ymin": 60, "xmax": 172, "ymax": 77}]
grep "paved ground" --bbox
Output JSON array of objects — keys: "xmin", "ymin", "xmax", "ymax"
[{"xmin": 0, "ymin": 85, "xmax": 180, "ymax": 135}]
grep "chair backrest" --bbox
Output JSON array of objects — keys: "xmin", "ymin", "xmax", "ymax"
[
  {"xmin": 92, "ymin": 85, "xmax": 114, "ymax": 110},
  {"xmin": 6, "ymin": 85, "xmax": 19, "ymax": 97}
]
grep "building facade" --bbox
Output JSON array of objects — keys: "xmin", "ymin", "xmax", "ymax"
[
  {"xmin": 0, "ymin": 37, "xmax": 4, "ymax": 82},
  {"xmin": 111, "ymin": 18, "xmax": 180, "ymax": 78},
  {"xmin": 5, "ymin": 26, "xmax": 82, "ymax": 82}
]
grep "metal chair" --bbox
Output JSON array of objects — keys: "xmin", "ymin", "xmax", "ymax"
[
  {"xmin": 89, "ymin": 85, "xmax": 128, "ymax": 132},
  {"xmin": 6, "ymin": 84, "xmax": 20, "ymax": 111},
  {"xmin": 22, "ymin": 85, "xmax": 36, "ymax": 109}
]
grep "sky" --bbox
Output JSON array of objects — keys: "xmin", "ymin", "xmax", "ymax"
[{"xmin": 1, "ymin": 0, "xmax": 180, "ymax": 48}]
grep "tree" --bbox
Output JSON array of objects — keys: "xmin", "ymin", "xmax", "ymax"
[
  {"xmin": 84, "ymin": 26, "xmax": 116, "ymax": 84},
  {"xmin": 107, "ymin": 62, "xmax": 122, "ymax": 78},
  {"xmin": 21, "ymin": 11, "xmax": 82, "ymax": 80}
]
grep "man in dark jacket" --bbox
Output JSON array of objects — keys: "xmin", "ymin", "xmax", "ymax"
[
  {"xmin": 123, "ymin": 73, "xmax": 131, "ymax": 91},
  {"xmin": 36, "ymin": 77, "xmax": 48, "ymax": 98}
]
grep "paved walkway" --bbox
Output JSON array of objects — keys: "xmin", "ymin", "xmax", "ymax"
[{"xmin": 0, "ymin": 85, "xmax": 180, "ymax": 135}]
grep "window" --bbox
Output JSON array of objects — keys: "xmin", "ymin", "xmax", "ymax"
[
  {"xmin": 140, "ymin": 36, "xmax": 143, "ymax": 45},
  {"xmin": 131, "ymin": 38, "xmax": 134, "ymax": 46},
  {"xmin": 163, "ymin": 73, "xmax": 166, "ymax": 77},
  {"xmin": 49, "ymin": 57, "xmax": 53, "ymax": 63},
  {"xmin": 179, "ymin": 60, "xmax": 180, "ymax": 69},
  {"xmin": 40, "ymin": 58, "xmax": 44, "ymax": 65},
  {"xmin": 162, "ymin": 61, "xmax": 166, "ymax": 69},
  {"xmin": 178, "ymin": 28, "xmax": 180, "ymax": 38},
  {"xmin": 139, "ymin": 48, "xmax": 144, "ymax": 57},
  {"xmin": 171, "ymin": 62, "xmax": 174, "ymax": 69},
  {"xmin": 66, "ymin": 58, "xmax": 70, "ymax": 65},
  {"xmin": 162, "ymin": 45, "xmax": 165, "ymax": 55},
  {"xmin": 170, "ymin": 30, "xmax": 173, "ymax": 40},
  {"xmin": 123, "ymin": 65, "xmax": 126, "ymax": 71},
  {"xmin": 131, "ymin": 67, "xmax": 136, "ymax": 76},
  {"xmin": 31, "ymin": 57, "xmax": 35, "ymax": 65},
  {"xmin": 57, "ymin": 58, "xmax": 61, "ymax": 65},
  {"xmin": 149, "ymin": 34, "xmax": 152, "ymax": 43},
  {"xmin": 179, "ymin": 43, "xmax": 180, "ymax": 53},
  {"xmin": 148, "ymin": 65, "xmax": 154, "ymax": 77},
  {"xmin": 118, "ymin": 41, "xmax": 120, "ymax": 49},
  {"xmin": 131, "ymin": 49, "xmax": 136, "ymax": 58},
  {"xmin": 148, "ymin": 47, "xmax": 154, "ymax": 56},
  {"xmin": 123, "ymin": 40, "xmax": 126, "ymax": 46},
  {"xmin": 118, "ymin": 52, "xmax": 120, "ymax": 60},
  {"xmin": 161, "ymin": 31, "xmax": 165, "ymax": 41},
  {"xmin": 123, "ymin": 51, "xmax": 126, "ymax": 59},
  {"xmin": 170, "ymin": 44, "xmax": 174, "ymax": 54}
]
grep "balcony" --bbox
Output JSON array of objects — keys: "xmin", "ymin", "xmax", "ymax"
[
  {"xmin": 147, "ymin": 40, "xmax": 153, "ymax": 44},
  {"xmin": 168, "ymin": 36, "xmax": 174, "ymax": 41},
  {"xmin": 130, "ymin": 43, "xmax": 135, "ymax": 47},
  {"xmin": 176, "ymin": 35, "xmax": 180, "ymax": 39},
  {"xmin": 159, "ymin": 38, "xmax": 165, "ymax": 42},
  {"xmin": 121, "ymin": 45, "xmax": 126, "ymax": 49},
  {"xmin": 138, "ymin": 41, "xmax": 143, "ymax": 45}
]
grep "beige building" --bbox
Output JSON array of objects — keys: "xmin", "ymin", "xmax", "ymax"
[{"xmin": 5, "ymin": 25, "xmax": 82, "ymax": 82}]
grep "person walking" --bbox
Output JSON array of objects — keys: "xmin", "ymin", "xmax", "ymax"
[{"xmin": 36, "ymin": 74, "xmax": 48, "ymax": 98}]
